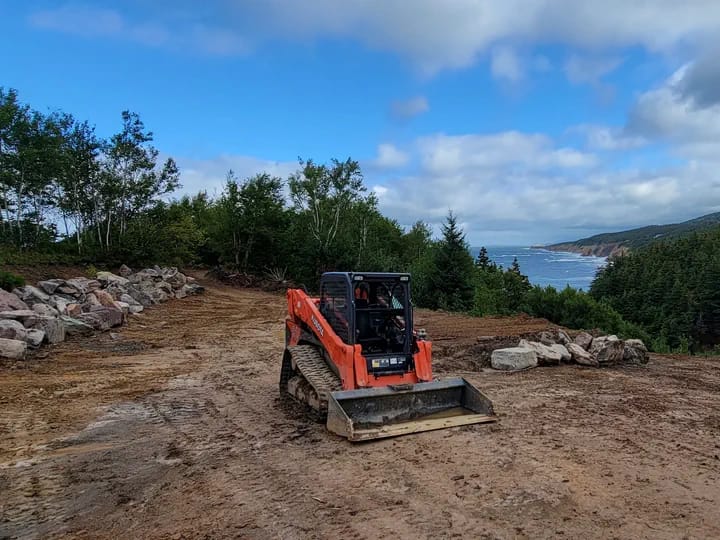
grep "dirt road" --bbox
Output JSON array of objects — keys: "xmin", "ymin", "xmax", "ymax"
[{"xmin": 2, "ymin": 283, "xmax": 719, "ymax": 539}]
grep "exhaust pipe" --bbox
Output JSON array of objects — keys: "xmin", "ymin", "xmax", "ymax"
[{"xmin": 326, "ymin": 378, "xmax": 496, "ymax": 442}]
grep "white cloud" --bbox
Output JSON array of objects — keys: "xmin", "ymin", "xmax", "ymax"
[
  {"xmin": 571, "ymin": 125, "xmax": 647, "ymax": 151},
  {"xmin": 29, "ymin": 5, "xmax": 248, "ymax": 55},
  {"xmin": 367, "ymin": 126, "xmax": 720, "ymax": 243},
  {"xmin": 372, "ymin": 143, "xmax": 409, "ymax": 169},
  {"xmin": 491, "ymin": 46, "xmax": 523, "ymax": 82},
  {"xmin": 564, "ymin": 54, "xmax": 623, "ymax": 84},
  {"xmin": 389, "ymin": 96, "xmax": 429, "ymax": 120},
  {"xmin": 417, "ymin": 132, "xmax": 596, "ymax": 175},
  {"xmin": 239, "ymin": 0, "xmax": 720, "ymax": 73},
  {"xmin": 31, "ymin": 2, "xmax": 720, "ymax": 73},
  {"xmin": 175, "ymin": 155, "xmax": 297, "ymax": 198}
]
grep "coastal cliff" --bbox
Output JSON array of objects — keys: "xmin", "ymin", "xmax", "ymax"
[{"xmin": 538, "ymin": 211, "xmax": 720, "ymax": 258}]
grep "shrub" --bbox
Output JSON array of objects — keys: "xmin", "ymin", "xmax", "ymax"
[{"xmin": 0, "ymin": 270, "xmax": 25, "ymax": 291}]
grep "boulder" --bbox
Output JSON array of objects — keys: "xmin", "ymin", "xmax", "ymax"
[
  {"xmin": 118, "ymin": 264, "xmax": 133, "ymax": 277},
  {"xmin": 105, "ymin": 282, "xmax": 129, "ymax": 300},
  {"xmin": 38, "ymin": 279, "xmax": 64, "ymax": 295},
  {"xmin": 55, "ymin": 280, "xmax": 83, "ymax": 297},
  {"xmin": 114, "ymin": 301, "xmax": 130, "ymax": 316},
  {"xmin": 79, "ymin": 306, "xmax": 123, "ymax": 330},
  {"xmin": 0, "ymin": 320, "xmax": 28, "ymax": 341},
  {"xmin": 0, "ymin": 310, "xmax": 35, "ymax": 320},
  {"xmin": 12, "ymin": 285, "xmax": 50, "ymax": 307},
  {"xmin": 94, "ymin": 289, "xmax": 116, "ymax": 308},
  {"xmin": 32, "ymin": 303, "xmax": 59, "ymax": 318},
  {"xmin": 66, "ymin": 303, "xmax": 82, "ymax": 316},
  {"xmin": 128, "ymin": 304, "xmax": 144, "ymax": 314},
  {"xmin": 166, "ymin": 271, "xmax": 187, "ymax": 290},
  {"xmin": 123, "ymin": 285, "xmax": 154, "ymax": 307},
  {"xmin": 491, "ymin": 347, "xmax": 538, "ymax": 371},
  {"xmin": 185, "ymin": 283, "xmax": 204, "ymax": 295},
  {"xmin": 556, "ymin": 330, "xmax": 572, "ymax": 345},
  {"xmin": 0, "ymin": 289, "xmax": 29, "ymax": 311},
  {"xmin": 60, "ymin": 315, "xmax": 94, "ymax": 336},
  {"xmin": 594, "ymin": 339, "xmax": 625, "ymax": 365},
  {"xmin": 573, "ymin": 331, "xmax": 594, "ymax": 351},
  {"xmin": 186, "ymin": 276, "xmax": 197, "ymax": 284},
  {"xmin": 47, "ymin": 295, "xmax": 72, "ymax": 314},
  {"xmin": 623, "ymin": 339, "xmax": 649, "ymax": 365},
  {"xmin": 157, "ymin": 281, "xmax": 174, "ymax": 295},
  {"xmin": 539, "ymin": 331, "xmax": 556, "ymax": 346},
  {"xmin": 28, "ymin": 316, "xmax": 66, "ymax": 344},
  {"xmin": 83, "ymin": 292, "xmax": 102, "ymax": 310},
  {"xmin": 590, "ymin": 335, "xmax": 619, "ymax": 355},
  {"xmin": 66, "ymin": 277, "xmax": 100, "ymax": 293},
  {"xmin": 96, "ymin": 271, "xmax": 130, "ymax": 287},
  {"xmin": 549, "ymin": 343, "xmax": 572, "ymax": 362},
  {"xmin": 174, "ymin": 287, "xmax": 188, "ymax": 299},
  {"xmin": 0, "ymin": 338, "xmax": 27, "ymax": 359},
  {"xmin": 518, "ymin": 339, "xmax": 563, "ymax": 366},
  {"xmin": 25, "ymin": 329, "xmax": 45, "ymax": 348},
  {"xmin": 567, "ymin": 342, "xmax": 599, "ymax": 367}
]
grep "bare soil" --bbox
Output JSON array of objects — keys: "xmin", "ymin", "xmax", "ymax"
[{"xmin": 1, "ymin": 283, "xmax": 719, "ymax": 539}]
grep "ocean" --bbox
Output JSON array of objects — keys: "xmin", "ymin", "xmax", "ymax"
[{"xmin": 470, "ymin": 246, "xmax": 607, "ymax": 291}]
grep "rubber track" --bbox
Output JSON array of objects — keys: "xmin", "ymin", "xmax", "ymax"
[{"xmin": 288, "ymin": 344, "xmax": 342, "ymax": 411}]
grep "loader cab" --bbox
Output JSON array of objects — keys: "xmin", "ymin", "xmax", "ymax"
[{"xmin": 319, "ymin": 272, "xmax": 414, "ymax": 377}]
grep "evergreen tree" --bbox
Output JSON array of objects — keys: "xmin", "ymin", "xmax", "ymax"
[{"xmin": 429, "ymin": 212, "xmax": 475, "ymax": 311}]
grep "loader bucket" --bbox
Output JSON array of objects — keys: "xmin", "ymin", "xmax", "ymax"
[{"xmin": 326, "ymin": 377, "xmax": 496, "ymax": 442}]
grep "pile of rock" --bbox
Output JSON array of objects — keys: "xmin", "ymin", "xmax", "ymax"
[
  {"xmin": 0, "ymin": 265, "xmax": 203, "ymax": 360},
  {"xmin": 490, "ymin": 329, "xmax": 649, "ymax": 371}
]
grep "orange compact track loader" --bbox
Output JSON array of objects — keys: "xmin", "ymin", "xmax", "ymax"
[{"xmin": 280, "ymin": 272, "xmax": 496, "ymax": 441}]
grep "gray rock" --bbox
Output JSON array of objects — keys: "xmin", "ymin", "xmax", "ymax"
[
  {"xmin": 556, "ymin": 330, "xmax": 572, "ymax": 345},
  {"xmin": 55, "ymin": 280, "xmax": 83, "ymax": 297},
  {"xmin": 0, "ymin": 319, "xmax": 28, "ymax": 341},
  {"xmin": 0, "ymin": 289, "xmax": 29, "ymax": 311},
  {"xmin": 124, "ymin": 285, "xmax": 154, "ymax": 307},
  {"xmin": 12, "ymin": 285, "xmax": 50, "ymax": 306},
  {"xmin": 118, "ymin": 264, "xmax": 133, "ymax": 277},
  {"xmin": 28, "ymin": 315, "xmax": 66, "ymax": 344},
  {"xmin": 166, "ymin": 271, "xmax": 187, "ymax": 290},
  {"xmin": 38, "ymin": 279, "xmax": 65, "ymax": 295},
  {"xmin": 491, "ymin": 347, "xmax": 538, "ymax": 371},
  {"xmin": 32, "ymin": 303, "xmax": 59, "ymax": 317},
  {"xmin": 567, "ymin": 342, "xmax": 599, "ymax": 367},
  {"xmin": 0, "ymin": 338, "xmax": 27, "ymax": 359},
  {"xmin": 594, "ymin": 339, "xmax": 625, "ymax": 365},
  {"xmin": 590, "ymin": 335, "xmax": 619, "ymax": 355},
  {"xmin": 518, "ymin": 339, "xmax": 563, "ymax": 366},
  {"xmin": 539, "ymin": 331, "xmax": 556, "ymax": 346},
  {"xmin": 60, "ymin": 315, "xmax": 95, "ymax": 336},
  {"xmin": 115, "ymin": 301, "xmax": 130, "ymax": 315},
  {"xmin": 96, "ymin": 271, "xmax": 130, "ymax": 287},
  {"xmin": 0, "ymin": 310, "xmax": 35, "ymax": 320},
  {"xmin": 185, "ymin": 283, "xmax": 204, "ymax": 295},
  {"xmin": 623, "ymin": 339, "xmax": 649, "ymax": 365},
  {"xmin": 47, "ymin": 295, "xmax": 71, "ymax": 315},
  {"xmin": 65, "ymin": 277, "xmax": 100, "ymax": 293},
  {"xmin": 549, "ymin": 343, "xmax": 572, "ymax": 362},
  {"xmin": 104, "ymin": 282, "xmax": 129, "ymax": 300},
  {"xmin": 573, "ymin": 331, "xmax": 594, "ymax": 351},
  {"xmin": 128, "ymin": 304, "xmax": 144, "ymax": 314},
  {"xmin": 120, "ymin": 293, "xmax": 141, "ymax": 306},
  {"xmin": 174, "ymin": 287, "xmax": 188, "ymax": 299},
  {"xmin": 25, "ymin": 329, "xmax": 45, "ymax": 348}
]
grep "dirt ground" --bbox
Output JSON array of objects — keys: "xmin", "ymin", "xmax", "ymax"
[{"xmin": 1, "ymin": 282, "xmax": 720, "ymax": 539}]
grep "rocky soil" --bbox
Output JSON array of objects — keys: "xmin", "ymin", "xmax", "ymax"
[
  {"xmin": 0, "ymin": 265, "xmax": 203, "ymax": 360},
  {"xmin": 1, "ymin": 283, "xmax": 720, "ymax": 539}
]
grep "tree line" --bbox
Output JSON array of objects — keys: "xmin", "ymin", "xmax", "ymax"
[
  {"xmin": 1, "ymin": 87, "xmax": 650, "ymax": 344},
  {"xmin": 591, "ymin": 229, "xmax": 720, "ymax": 352}
]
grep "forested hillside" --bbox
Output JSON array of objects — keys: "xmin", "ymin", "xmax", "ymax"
[
  {"xmin": 591, "ymin": 229, "xmax": 720, "ymax": 352},
  {"xmin": 0, "ymin": 87, "xmax": 651, "ymax": 346},
  {"xmin": 545, "ymin": 212, "xmax": 720, "ymax": 257}
]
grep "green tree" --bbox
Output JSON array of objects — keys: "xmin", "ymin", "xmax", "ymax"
[{"xmin": 428, "ymin": 212, "xmax": 475, "ymax": 311}]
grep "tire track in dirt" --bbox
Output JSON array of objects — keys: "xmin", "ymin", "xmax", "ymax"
[{"xmin": 2, "ymin": 282, "xmax": 720, "ymax": 539}]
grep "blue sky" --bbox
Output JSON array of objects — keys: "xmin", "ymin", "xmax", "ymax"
[{"xmin": 2, "ymin": 1, "xmax": 720, "ymax": 244}]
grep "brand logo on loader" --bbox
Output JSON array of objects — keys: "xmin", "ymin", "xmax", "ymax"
[{"xmin": 311, "ymin": 315, "xmax": 324, "ymax": 336}]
